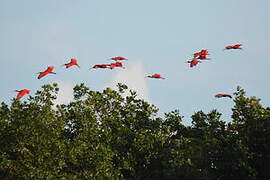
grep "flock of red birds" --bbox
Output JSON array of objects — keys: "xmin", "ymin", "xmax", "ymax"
[{"xmin": 14, "ymin": 44, "xmax": 242, "ymax": 100}]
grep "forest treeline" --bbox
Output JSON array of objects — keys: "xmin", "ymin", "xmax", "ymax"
[{"xmin": 0, "ymin": 83, "xmax": 269, "ymax": 179}]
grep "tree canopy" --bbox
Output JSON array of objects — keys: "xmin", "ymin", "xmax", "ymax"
[{"xmin": 0, "ymin": 84, "xmax": 269, "ymax": 179}]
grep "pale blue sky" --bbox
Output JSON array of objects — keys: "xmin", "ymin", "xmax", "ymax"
[{"xmin": 1, "ymin": 0, "xmax": 269, "ymax": 124}]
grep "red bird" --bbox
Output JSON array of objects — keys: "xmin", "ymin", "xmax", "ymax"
[
  {"xmin": 200, "ymin": 49, "xmax": 209, "ymax": 56},
  {"xmin": 193, "ymin": 49, "xmax": 209, "ymax": 58},
  {"xmin": 37, "ymin": 66, "xmax": 56, "ymax": 79},
  {"xmin": 15, "ymin": 89, "xmax": 30, "ymax": 100},
  {"xmin": 187, "ymin": 59, "xmax": 202, "ymax": 67},
  {"xmin": 224, "ymin": 44, "xmax": 242, "ymax": 50},
  {"xmin": 196, "ymin": 55, "xmax": 210, "ymax": 60},
  {"xmin": 109, "ymin": 62, "xmax": 125, "ymax": 69},
  {"xmin": 215, "ymin": 94, "xmax": 232, "ymax": 98},
  {"xmin": 91, "ymin": 64, "xmax": 110, "ymax": 69},
  {"xmin": 146, "ymin": 74, "xmax": 165, "ymax": 79},
  {"xmin": 110, "ymin": 56, "xmax": 128, "ymax": 61},
  {"xmin": 64, "ymin": 58, "xmax": 80, "ymax": 68},
  {"xmin": 193, "ymin": 52, "xmax": 201, "ymax": 58},
  {"xmin": 108, "ymin": 63, "xmax": 117, "ymax": 69}
]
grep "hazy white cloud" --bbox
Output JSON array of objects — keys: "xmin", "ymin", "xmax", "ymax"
[
  {"xmin": 106, "ymin": 61, "xmax": 150, "ymax": 102},
  {"xmin": 54, "ymin": 80, "xmax": 75, "ymax": 105}
]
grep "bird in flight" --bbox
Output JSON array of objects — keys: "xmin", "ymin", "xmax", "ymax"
[
  {"xmin": 196, "ymin": 55, "xmax": 210, "ymax": 60},
  {"xmin": 187, "ymin": 59, "xmax": 202, "ymax": 67},
  {"xmin": 91, "ymin": 64, "xmax": 110, "ymax": 69},
  {"xmin": 215, "ymin": 94, "xmax": 232, "ymax": 98},
  {"xmin": 108, "ymin": 62, "xmax": 125, "ymax": 69},
  {"xmin": 37, "ymin": 66, "xmax": 56, "ymax": 79},
  {"xmin": 193, "ymin": 49, "xmax": 210, "ymax": 60},
  {"xmin": 63, "ymin": 58, "xmax": 80, "ymax": 68},
  {"xmin": 110, "ymin": 56, "xmax": 128, "ymax": 61},
  {"xmin": 200, "ymin": 49, "xmax": 209, "ymax": 56},
  {"xmin": 193, "ymin": 49, "xmax": 209, "ymax": 58},
  {"xmin": 108, "ymin": 63, "xmax": 117, "ymax": 69},
  {"xmin": 15, "ymin": 89, "xmax": 30, "ymax": 100},
  {"xmin": 146, "ymin": 74, "xmax": 165, "ymax": 79},
  {"xmin": 224, "ymin": 44, "xmax": 243, "ymax": 50}
]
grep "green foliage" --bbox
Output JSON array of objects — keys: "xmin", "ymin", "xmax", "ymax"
[
  {"xmin": 232, "ymin": 86, "xmax": 270, "ymax": 180},
  {"xmin": 0, "ymin": 84, "xmax": 269, "ymax": 179}
]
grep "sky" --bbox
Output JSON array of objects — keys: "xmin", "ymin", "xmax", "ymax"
[{"xmin": 1, "ymin": 0, "xmax": 270, "ymax": 124}]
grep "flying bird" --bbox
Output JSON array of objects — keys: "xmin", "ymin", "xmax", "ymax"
[
  {"xmin": 193, "ymin": 52, "xmax": 201, "ymax": 58},
  {"xmin": 110, "ymin": 56, "xmax": 128, "ymax": 61},
  {"xmin": 91, "ymin": 64, "xmax": 110, "ymax": 69},
  {"xmin": 15, "ymin": 89, "xmax": 30, "ymax": 100},
  {"xmin": 196, "ymin": 55, "xmax": 210, "ymax": 60},
  {"xmin": 193, "ymin": 49, "xmax": 209, "ymax": 58},
  {"xmin": 146, "ymin": 74, "xmax": 165, "ymax": 79},
  {"xmin": 224, "ymin": 44, "xmax": 243, "ymax": 50},
  {"xmin": 187, "ymin": 59, "xmax": 202, "ymax": 67},
  {"xmin": 108, "ymin": 63, "xmax": 117, "ymax": 69},
  {"xmin": 63, "ymin": 58, "xmax": 80, "ymax": 68},
  {"xmin": 109, "ymin": 62, "xmax": 125, "ymax": 69},
  {"xmin": 37, "ymin": 66, "xmax": 56, "ymax": 79},
  {"xmin": 200, "ymin": 49, "xmax": 209, "ymax": 56},
  {"xmin": 215, "ymin": 94, "xmax": 232, "ymax": 98}
]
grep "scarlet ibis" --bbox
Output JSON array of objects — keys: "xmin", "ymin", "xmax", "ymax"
[
  {"xmin": 108, "ymin": 63, "xmax": 117, "ymax": 69},
  {"xmin": 109, "ymin": 62, "xmax": 125, "ymax": 69},
  {"xmin": 15, "ymin": 89, "xmax": 30, "ymax": 100},
  {"xmin": 187, "ymin": 59, "xmax": 202, "ymax": 67},
  {"xmin": 91, "ymin": 64, "xmax": 110, "ymax": 69},
  {"xmin": 64, "ymin": 58, "xmax": 80, "ymax": 68},
  {"xmin": 110, "ymin": 56, "xmax": 128, "ymax": 61},
  {"xmin": 200, "ymin": 49, "xmax": 209, "ymax": 56},
  {"xmin": 224, "ymin": 44, "xmax": 242, "ymax": 50},
  {"xmin": 193, "ymin": 49, "xmax": 209, "ymax": 58},
  {"xmin": 37, "ymin": 66, "xmax": 56, "ymax": 79},
  {"xmin": 215, "ymin": 94, "xmax": 232, "ymax": 98},
  {"xmin": 146, "ymin": 74, "xmax": 165, "ymax": 79},
  {"xmin": 193, "ymin": 52, "xmax": 201, "ymax": 58},
  {"xmin": 195, "ymin": 54, "xmax": 210, "ymax": 60}
]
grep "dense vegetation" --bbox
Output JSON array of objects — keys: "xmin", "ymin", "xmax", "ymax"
[{"xmin": 0, "ymin": 83, "xmax": 269, "ymax": 179}]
